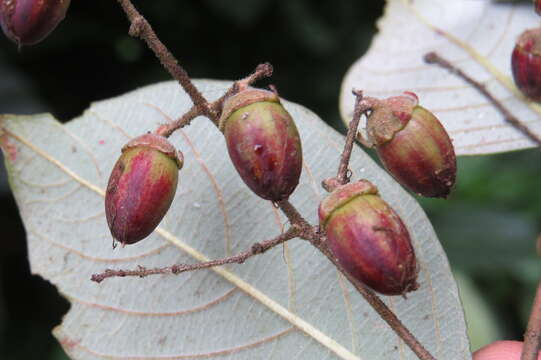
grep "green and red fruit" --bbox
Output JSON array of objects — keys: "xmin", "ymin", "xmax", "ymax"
[
  {"xmin": 219, "ymin": 88, "xmax": 303, "ymax": 201},
  {"xmin": 105, "ymin": 134, "xmax": 183, "ymax": 246},
  {"xmin": 0, "ymin": 0, "xmax": 71, "ymax": 46},
  {"xmin": 319, "ymin": 180, "xmax": 419, "ymax": 296},
  {"xmin": 366, "ymin": 92, "xmax": 456, "ymax": 198},
  {"xmin": 512, "ymin": 27, "xmax": 541, "ymax": 101}
]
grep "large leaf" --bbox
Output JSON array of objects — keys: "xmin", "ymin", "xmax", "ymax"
[
  {"xmin": 340, "ymin": 0, "xmax": 541, "ymax": 155},
  {"xmin": 1, "ymin": 80, "xmax": 469, "ymax": 359}
]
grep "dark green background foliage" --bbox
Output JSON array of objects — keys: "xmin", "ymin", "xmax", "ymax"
[{"xmin": 0, "ymin": 1, "xmax": 539, "ymax": 359}]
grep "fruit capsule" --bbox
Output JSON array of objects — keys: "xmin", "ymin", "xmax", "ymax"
[
  {"xmin": 319, "ymin": 180, "xmax": 419, "ymax": 296},
  {"xmin": 105, "ymin": 134, "xmax": 183, "ymax": 246},
  {"xmin": 219, "ymin": 88, "xmax": 303, "ymax": 201},
  {"xmin": 366, "ymin": 92, "xmax": 456, "ymax": 198},
  {"xmin": 0, "ymin": 0, "xmax": 71, "ymax": 46},
  {"xmin": 512, "ymin": 27, "xmax": 541, "ymax": 101}
]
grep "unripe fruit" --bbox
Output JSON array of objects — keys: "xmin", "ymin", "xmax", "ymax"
[
  {"xmin": 105, "ymin": 134, "xmax": 183, "ymax": 246},
  {"xmin": 511, "ymin": 27, "xmax": 541, "ymax": 101},
  {"xmin": 0, "ymin": 0, "xmax": 70, "ymax": 46},
  {"xmin": 319, "ymin": 180, "xmax": 419, "ymax": 296},
  {"xmin": 366, "ymin": 92, "xmax": 456, "ymax": 198},
  {"xmin": 219, "ymin": 88, "xmax": 303, "ymax": 201}
]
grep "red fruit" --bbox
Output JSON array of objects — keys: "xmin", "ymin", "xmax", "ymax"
[
  {"xmin": 105, "ymin": 134, "xmax": 183, "ymax": 246},
  {"xmin": 319, "ymin": 180, "xmax": 419, "ymax": 296},
  {"xmin": 0, "ymin": 0, "xmax": 71, "ymax": 46},
  {"xmin": 219, "ymin": 88, "xmax": 303, "ymax": 201},
  {"xmin": 536, "ymin": 0, "xmax": 541, "ymax": 16},
  {"xmin": 511, "ymin": 27, "xmax": 541, "ymax": 101},
  {"xmin": 366, "ymin": 92, "xmax": 456, "ymax": 198}
]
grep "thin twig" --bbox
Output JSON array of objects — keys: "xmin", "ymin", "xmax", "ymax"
[
  {"xmin": 116, "ymin": 0, "xmax": 214, "ymax": 119},
  {"xmin": 277, "ymin": 199, "xmax": 313, "ymax": 234},
  {"xmin": 424, "ymin": 51, "xmax": 541, "ymax": 147},
  {"xmin": 322, "ymin": 90, "xmax": 374, "ymax": 193},
  {"xmin": 214, "ymin": 63, "xmax": 274, "ymax": 115},
  {"xmin": 156, "ymin": 63, "xmax": 273, "ymax": 137},
  {"xmin": 336, "ymin": 90, "xmax": 364, "ymax": 184},
  {"xmin": 522, "ymin": 277, "xmax": 541, "ymax": 360},
  {"xmin": 91, "ymin": 225, "xmax": 299, "ymax": 283}
]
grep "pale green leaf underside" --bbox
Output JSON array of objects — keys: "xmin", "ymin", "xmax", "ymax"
[
  {"xmin": 340, "ymin": 0, "xmax": 541, "ymax": 156},
  {"xmin": 1, "ymin": 80, "xmax": 469, "ymax": 359}
]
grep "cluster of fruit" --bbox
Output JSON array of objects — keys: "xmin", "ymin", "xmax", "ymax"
[
  {"xmin": 0, "ymin": 0, "xmax": 459, "ymax": 297},
  {"xmin": 104, "ymin": 87, "xmax": 457, "ymax": 296}
]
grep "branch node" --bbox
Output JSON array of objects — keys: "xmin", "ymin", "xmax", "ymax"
[
  {"xmin": 155, "ymin": 63, "xmax": 275, "ymax": 137},
  {"xmin": 251, "ymin": 242, "xmax": 264, "ymax": 254},
  {"xmin": 128, "ymin": 16, "xmax": 145, "ymax": 37},
  {"xmin": 322, "ymin": 177, "xmax": 342, "ymax": 193}
]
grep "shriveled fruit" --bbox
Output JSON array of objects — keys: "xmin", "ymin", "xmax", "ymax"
[
  {"xmin": 219, "ymin": 88, "xmax": 303, "ymax": 201},
  {"xmin": 319, "ymin": 180, "xmax": 419, "ymax": 296},
  {"xmin": 105, "ymin": 134, "xmax": 183, "ymax": 246}
]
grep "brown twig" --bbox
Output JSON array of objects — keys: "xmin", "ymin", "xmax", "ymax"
[
  {"xmin": 215, "ymin": 63, "xmax": 274, "ymax": 114},
  {"xmin": 276, "ymin": 199, "xmax": 314, "ymax": 236},
  {"xmin": 336, "ymin": 90, "xmax": 364, "ymax": 185},
  {"xmin": 522, "ymin": 277, "xmax": 541, "ymax": 360},
  {"xmin": 116, "ymin": 0, "xmax": 214, "ymax": 119},
  {"xmin": 424, "ymin": 51, "xmax": 541, "ymax": 147},
  {"xmin": 156, "ymin": 63, "xmax": 273, "ymax": 137},
  {"xmin": 91, "ymin": 225, "xmax": 299, "ymax": 283},
  {"xmin": 322, "ymin": 90, "xmax": 374, "ymax": 193}
]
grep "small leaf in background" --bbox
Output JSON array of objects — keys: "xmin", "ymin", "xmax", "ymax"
[
  {"xmin": 340, "ymin": 0, "xmax": 541, "ymax": 156},
  {"xmin": 1, "ymin": 80, "xmax": 469, "ymax": 359}
]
